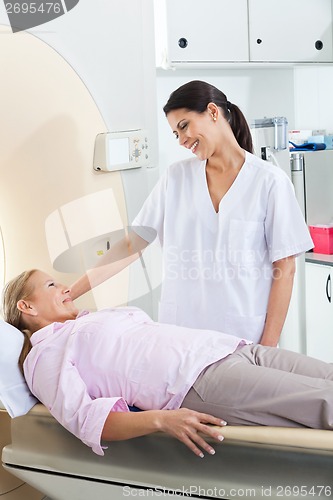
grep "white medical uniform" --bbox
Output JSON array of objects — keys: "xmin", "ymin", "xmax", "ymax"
[{"xmin": 133, "ymin": 151, "xmax": 313, "ymax": 343}]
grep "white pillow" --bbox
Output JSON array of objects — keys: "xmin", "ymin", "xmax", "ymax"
[{"xmin": 0, "ymin": 320, "xmax": 38, "ymax": 417}]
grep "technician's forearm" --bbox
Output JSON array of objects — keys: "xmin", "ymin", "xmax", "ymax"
[{"xmin": 260, "ymin": 256, "xmax": 296, "ymax": 346}]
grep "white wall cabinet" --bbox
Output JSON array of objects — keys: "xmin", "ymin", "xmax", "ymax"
[
  {"xmin": 305, "ymin": 261, "xmax": 333, "ymax": 363},
  {"xmin": 249, "ymin": 0, "xmax": 333, "ymax": 62},
  {"xmin": 166, "ymin": 0, "xmax": 333, "ymax": 65},
  {"xmin": 166, "ymin": 0, "xmax": 249, "ymax": 63}
]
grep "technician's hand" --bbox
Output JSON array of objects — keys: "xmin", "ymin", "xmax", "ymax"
[{"xmin": 156, "ymin": 408, "xmax": 226, "ymax": 458}]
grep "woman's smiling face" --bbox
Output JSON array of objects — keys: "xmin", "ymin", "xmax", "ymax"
[
  {"xmin": 166, "ymin": 106, "xmax": 220, "ymax": 161},
  {"xmin": 23, "ymin": 270, "xmax": 79, "ymax": 326}
]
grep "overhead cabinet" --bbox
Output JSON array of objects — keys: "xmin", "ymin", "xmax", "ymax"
[
  {"xmin": 249, "ymin": 0, "xmax": 333, "ymax": 62},
  {"xmin": 166, "ymin": 0, "xmax": 249, "ymax": 63},
  {"xmin": 166, "ymin": 0, "xmax": 333, "ymax": 65}
]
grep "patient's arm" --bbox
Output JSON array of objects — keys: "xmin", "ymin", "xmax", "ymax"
[
  {"xmin": 28, "ymin": 355, "xmax": 225, "ymax": 457},
  {"xmin": 70, "ymin": 231, "xmax": 149, "ymax": 300},
  {"xmin": 102, "ymin": 408, "xmax": 226, "ymax": 458}
]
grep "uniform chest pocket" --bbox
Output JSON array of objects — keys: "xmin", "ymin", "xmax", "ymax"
[{"xmin": 228, "ymin": 219, "xmax": 266, "ymax": 266}]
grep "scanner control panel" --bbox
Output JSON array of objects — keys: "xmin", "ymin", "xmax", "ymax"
[{"xmin": 93, "ymin": 129, "xmax": 150, "ymax": 172}]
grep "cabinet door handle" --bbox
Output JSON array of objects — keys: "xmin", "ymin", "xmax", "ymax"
[{"xmin": 326, "ymin": 274, "xmax": 331, "ymax": 303}]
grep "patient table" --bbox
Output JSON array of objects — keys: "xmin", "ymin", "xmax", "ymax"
[{"xmin": 2, "ymin": 404, "xmax": 333, "ymax": 500}]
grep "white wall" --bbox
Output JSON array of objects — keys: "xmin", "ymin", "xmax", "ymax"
[{"xmin": 294, "ymin": 66, "xmax": 333, "ymax": 131}]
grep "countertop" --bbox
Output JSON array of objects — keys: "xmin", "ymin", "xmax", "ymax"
[{"xmin": 306, "ymin": 251, "xmax": 333, "ymax": 266}]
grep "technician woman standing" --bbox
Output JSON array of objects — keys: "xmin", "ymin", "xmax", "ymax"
[{"xmin": 71, "ymin": 80, "xmax": 313, "ymax": 346}]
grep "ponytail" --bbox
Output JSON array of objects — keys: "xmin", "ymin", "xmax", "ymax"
[{"xmin": 228, "ymin": 102, "xmax": 253, "ymax": 153}]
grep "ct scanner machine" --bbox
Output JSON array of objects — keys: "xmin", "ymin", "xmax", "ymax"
[
  {"xmin": 0, "ymin": 0, "xmax": 158, "ymax": 497},
  {"xmin": 1, "ymin": 1, "xmax": 333, "ymax": 499}
]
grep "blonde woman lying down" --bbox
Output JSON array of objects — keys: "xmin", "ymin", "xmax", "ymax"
[{"xmin": 3, "ymin": 269, "xmax": 333, "ymax": 458}]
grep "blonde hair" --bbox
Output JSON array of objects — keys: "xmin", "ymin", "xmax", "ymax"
[{"xmin": 2, "ymin": 269, "xmax": 38, "ymax": 373}]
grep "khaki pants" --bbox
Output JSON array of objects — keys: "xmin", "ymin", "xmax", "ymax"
[{"xmin": 181, "ymin": 344, "xmax": 333, "ymax": 429}]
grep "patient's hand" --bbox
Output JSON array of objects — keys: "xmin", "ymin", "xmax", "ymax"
[
  {"xmin": 156, "ymin": 408, "xmax": 226, "ymax": 458},
  {"xmin": 102, "ymin": 407, "xmax": 226, "ymax": 458}
]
